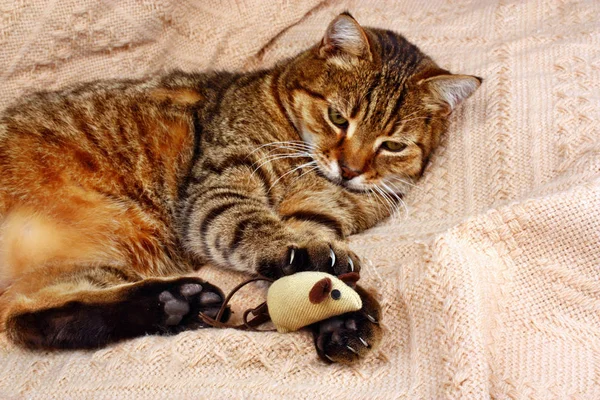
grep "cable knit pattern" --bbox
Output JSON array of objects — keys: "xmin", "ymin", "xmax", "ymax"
[{"xmin": 1, "ymin": 0, "xmax": 599, "ymax": 398}]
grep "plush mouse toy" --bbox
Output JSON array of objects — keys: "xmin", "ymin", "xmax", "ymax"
[
  {"xmin": 267, "ymin": 271, "xmax": 362, "ymax": 333},
  {"xmin": 200, "ymin": 271, "xmax": 362, "ymax": 332}
]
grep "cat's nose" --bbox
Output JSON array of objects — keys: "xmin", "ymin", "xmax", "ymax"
[{"xmin": 340, "ymin": 163, "xmax": 361, "ymax": 180}]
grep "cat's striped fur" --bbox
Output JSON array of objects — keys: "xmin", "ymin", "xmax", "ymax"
[{"xmin": 0, "ymin": 13, "xmax": 480, "ymax": 363}]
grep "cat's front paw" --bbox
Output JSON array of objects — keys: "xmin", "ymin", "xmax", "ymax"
[
  {"xmin": 311, "ymin": 285, "xmax": 382, "ymax": 364},
  {"xmin": 256, "ymin": 238, "xmax": 361, "ymax": 279}
]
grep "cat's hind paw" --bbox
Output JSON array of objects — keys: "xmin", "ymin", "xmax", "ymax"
[{"xmin": 155, "ymin": 277, "xmax": 229, "ymax": 333}]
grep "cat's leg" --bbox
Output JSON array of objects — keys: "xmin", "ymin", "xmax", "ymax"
[
  {"xmin": 182, "ymin": 153, "xmax": 387, "ymax": 279},
  {"xmin": 310, "ymin": 285, "xmax": 383, "ymax": 363},
  {"xmin": 2, "ymin": 265, "xmax": 227, "ymax": 349},
  {"xmin": 182, "ymin": 185, "xmax": 358, "ymax": 279}
]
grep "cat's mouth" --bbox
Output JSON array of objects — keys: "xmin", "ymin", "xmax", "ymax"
[
  {"xmin": 314, "ymin": 158, "xmax": 365, "ymax": 191},
  {"xmin": 339, "ymin": 175, "xmax": 372, "ymax": 192},
  {"xmin": 314, "ymin": 158, "xmax": 392, "ymax": 194},
  {"xmin": 311, "ymin": 151, "xmax": 411, "ymax": 197}
]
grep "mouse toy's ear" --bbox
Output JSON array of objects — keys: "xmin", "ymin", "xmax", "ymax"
[{"xmin": 309, "ymin": 277, "xmax": 333, "ymax": 304}]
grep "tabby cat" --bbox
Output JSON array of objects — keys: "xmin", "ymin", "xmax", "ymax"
[{"xmin": 0, "ymin": 13, "xmax": 480, "ymax": 363}]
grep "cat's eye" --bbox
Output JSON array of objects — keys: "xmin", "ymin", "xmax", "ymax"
[
  {"xmin": 328, "ymin": 107, "xmax": 348, "ymax": 128},
  {"xmin": 380, "ymin": 141, "xmax": 407, "ymax": 152}
]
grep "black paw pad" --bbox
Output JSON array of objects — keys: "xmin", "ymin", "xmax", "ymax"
[
  {"xmin": 159, "ymin": 290, "xmax": 190, "ymax": 326},
  {"xmin": 199, "ymin": 291, "xmax": 222, "ymax": 306},
  {"xmin": 156, "ymin": 279, "xmax": 227, "ymax": 331},
  {"xmin": 180, "ymin": 283, "xmax": 203, "ymax": 297}
]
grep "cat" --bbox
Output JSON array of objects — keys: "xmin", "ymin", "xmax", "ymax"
[{"xmin": 0, "ymin": 12, "xmax": 480, "ymax": 363}]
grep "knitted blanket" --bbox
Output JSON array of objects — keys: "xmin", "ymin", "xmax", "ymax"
[{"xmin": 1, "ymin": 0, "xmax": 599, "ymax": 398}]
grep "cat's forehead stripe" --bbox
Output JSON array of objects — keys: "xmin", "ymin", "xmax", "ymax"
[{"xmin": 346, "ymin": 121, "xmax": 356, "ymax": 139}]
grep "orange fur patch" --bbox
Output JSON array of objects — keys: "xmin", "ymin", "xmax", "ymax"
[
  {"xmin": 0, "ymin": 204, "xmax": 118, "ymax": 284},
  {"xmin": 149, "ymin": 88, "xmax": 204, "ymax": 105}
]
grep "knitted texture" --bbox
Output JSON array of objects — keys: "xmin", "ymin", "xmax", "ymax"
[
  {"xmin": 1, "ymin": 0, "xmax": 600, "ymax": 398},
  {"xmin": 267, "ymin": 272, "xmax": 362, "ymax": 333}
]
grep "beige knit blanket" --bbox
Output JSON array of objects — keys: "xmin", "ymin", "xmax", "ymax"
[{"xmin": 1, "ymin": 0, "xmax": 599, "ymax": 398}]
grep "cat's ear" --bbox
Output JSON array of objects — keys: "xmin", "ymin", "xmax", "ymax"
[
  {"xmin": 419, "ymin": 74, "xmax": 482, "ymax": 114},
  {"xmin": 318, "ymin": 12, "xmax": 372, "ymax": 61}
]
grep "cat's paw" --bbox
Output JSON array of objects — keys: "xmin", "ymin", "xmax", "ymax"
[
  {"xmin": 311, "ymin": 285, "xmax": 382, "ymax": 364},
  {"xmin": 155, "ymin": 277, "xmax": 228, "ymax": 333},
  {"xmin": 256, "ymin": 238, "xmax": 361, "ymax": 279}
]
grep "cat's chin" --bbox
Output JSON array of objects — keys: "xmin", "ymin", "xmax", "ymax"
[
  {"xmin": 314, "ymin": 167, "xmax": 379, "ymax": 193},
  {"xmin": 343, "ymin": 178, "xmax": 406, "ymax": 197},
  {"xmin": 314, "ymin": 163, "xmax": 403, "ymax": 195},
  {"xmin": 341, "ymin": 179, "xmax": 371, "ymax": 193},
  {"xmin": 326, "ymin": 175, "xmax": 382, "ymax": 194}
]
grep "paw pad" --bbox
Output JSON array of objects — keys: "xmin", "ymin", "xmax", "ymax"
[
  {"xmin": 159, "ymin": 290, "xmax": 191, "ymax": 326},
  {"xmin": 157, "ymin": 280, "xmax": 227, "ymax": 329},
  {"xmin": 199, "ymin": 291, "xmax": 221, "ymax": 305},
  {"xmin": 180, "ymin": 283, "xmax": 203, "ymax": 297}
]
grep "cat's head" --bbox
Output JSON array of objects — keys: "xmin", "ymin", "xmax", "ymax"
[{"xmin": 280, "ymin": 12, "xmax": 481, "ymax": 194}]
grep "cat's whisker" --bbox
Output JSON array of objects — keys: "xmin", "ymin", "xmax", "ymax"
[
  {"xmin": 386, "ymin": 182, "xmax": 410, "ymax": 219},
  {"xmin": 248, "ymin": 140, "xmax": 308, "ymax": 151},
  {"xmin": 277, "ymin": 163, "xmax": 320, "ymax": 193},
  {"xmin": 253, "ymin": 142, "xmax": 317, "ymax": 163},
  {"xmin": 400, "ymin": 116, "xmax": 441, "ymax": 124},
  {"xmin": 258, "ymin": 146, "xmax": 311, "ymax": 161},
  {"xmin": 386, "ymin": 175, "xmax": 417, "ymax": 188},
  {"xmin": 380, "ymin": 182, "xmax": 399, "ymax": 196},
  {"xmin": 251, "ymin": 153, "xmax": 312, "ymax": 176},
  {"xmin": 267, "ymin": 161, "xmax": 318, "ymax": 193},
  {"xmin": 383, "ymin": 180, "xmax": 408, "ymax": 193},
  {"xmin": 380, "ymin": 186, "xmax": 400, "ymax": 217},
  {"xmin": 377, "ymin": 189, "xmax": 396, "ymax": 217},
  {"xmin": 382, "ymin": 180, "xmax": 405, "ymax": 194},
  {"xmin": 252, "ymin": 153, "xmax": 310, "ymax": 169},
  {"xmin": 381, "ymin": 182, "xmax": 409, "ymax": 219},
  {"xmin": 297, "ymin": 165, "xmax": 319, "ymax": 180},
  {"xmin": 365, "ymin": 188, "xmax": 379, "ymax": 213},
  {"xmin": 367, "ymin": 188, "xmax": 386, "ymax": 215},
  {"xmin": 263, "ymin": 142, "xmax": 315, "ymax": 151},
  {"xmin": 399, "ymin": 110, "xmax": 421, "ymax": 121},
  {"xmin": 252, "ymin": 148, "xmax": 313, "ymax": 164},
  {"xmin": 373, "ymin": 186, "xmax": 397, "ymax": 217},
  {"xmin": 378, "ymin": 184, "xmax": 402, "ymax": 217},
  {"xmin": 252, "ymin": 142, "xmax": 320, "ymax": 179},
  {"xmin": 258, "ymin": 143, "xmax": 315, "ymax": 158},
  {"xmin": 399, "ymin": 198, "xmax": 409, "ymax": 219},
  {"xmin": 246, "ymin": 141, "xmax": 314, "ymax": 158}
]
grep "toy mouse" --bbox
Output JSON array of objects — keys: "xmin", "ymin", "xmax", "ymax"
[
  {"xmin": 268, "ymin": 271, "xmax": 362, "ymax": 332},
  {"xmin": 199, "ymin": 271, "xmax": 362, "ymax": 333}
]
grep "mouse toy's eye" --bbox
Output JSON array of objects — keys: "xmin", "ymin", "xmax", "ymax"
[
  {"xmin": 380, "ymin": 141, "xmax": 407, "ymax": 152},
  {"xmin": 331, "ymin": 289, "xmax": 341, "ymax": 300},
  {"xmin": 328, "ymin": 107, "xmax": 349, "ymax": 129}
]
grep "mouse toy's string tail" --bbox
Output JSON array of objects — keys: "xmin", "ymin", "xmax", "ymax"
[{"xmin": 199, "ymin": 276, "xmax": 276, "ymax": 331}]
